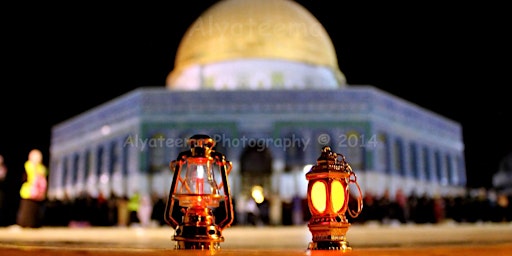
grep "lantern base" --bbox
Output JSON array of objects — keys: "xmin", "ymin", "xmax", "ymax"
[
  {"xmin": 308, "ymin": 241, "xmax": 352, "ymax": 251},
  {"xmin": 174, "ymin": 240, "xmax": 222, "ymax": 250},
  {"xmin": 307, "ymin": 220, "xmax": 352, "ymax": 251},
  {"xmin": 172, "ymin": 225, "xmax": 225, "ymax": 250},
  {"xmin": 171, "ymin": 205, "xmax": 226, "ymax": 250}
]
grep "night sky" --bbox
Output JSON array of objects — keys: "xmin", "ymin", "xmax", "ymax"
[{"xmin": 1, "ymin": 1, "xmax": 510, "ymax": 197}]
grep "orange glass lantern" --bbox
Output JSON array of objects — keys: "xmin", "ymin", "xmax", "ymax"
[
  {"xmin": 306, "ymin": 146, "xmax": 363, "ymax": 251},
  {"xmin": 164, "ymin": 134, "xmax": 234, "ymax": 250}
]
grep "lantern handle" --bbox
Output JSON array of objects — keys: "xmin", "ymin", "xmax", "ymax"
[
  {"xmin": 212, "ymin": 151, "xmax": 234, "ymax": 230},
  {"xmin": 213, "ymin": 152, "xmax": 232, "ymax": 190},
  {"xmin": 347, "ymin": 171, "xmax": 363, "ymax": 218},
  {"xmin": 336, "ymin": 153, "xmax": 363, "ymax": 218},
  {"xmin": 164, "ymin": 151, "xmax": 191, "ymax": 228}
]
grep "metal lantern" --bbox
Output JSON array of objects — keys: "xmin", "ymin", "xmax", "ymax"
[
  {"xmin": 306, "ymin": 146, "xmax": 363, "ymax": 251},
  {"xmin": 164, "ymin": 134, "xmax": 234, "ymax": 250}
]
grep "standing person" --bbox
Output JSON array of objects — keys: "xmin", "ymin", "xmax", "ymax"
[
  {"xmin": 137, "ymin": 193, "xmax": 153, "ymax": 227},
  {"xmin": 16, "ymin": 149, "xmax": 47, "ymax": 228},
  {"xmin": 0, "ymin": 155, "xmax": 7, "ymax": 226},
  {"xmin": 127, "ymin": 191, "xmax": 140, "ymax": 227}
]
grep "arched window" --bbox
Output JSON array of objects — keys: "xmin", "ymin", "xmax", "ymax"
[
  {"xmin": 409, "ymin": 143, "xmax": 419, "ymax": 179},
  {"xmin": 394, "ymin": 139, "xmax": 405, "ymax": 177},
  {"xmin": 434, "ymin": 150, "xmax": 443, "ymax": 184},
  {"xmin": 446, "ymin": 154, "xmax": 454, "ymax": 185},
  {"xmin": 96, "ymin": 146, "xmax": 104, "ymax": 178},
  {"xmin": 109, "ymin": 141, "xmax": 117, "ymax": 176},
  {"xmin": 241, "ymin": 146, "xmax": 272, "ymax": 175},
  {"xmin": 72, "ymin": 154, "xmax": 79, "ymax": 186},
  {"xmin": 423, "ymin": 147, "xmax": 431, "ymax": 182},
  {"xmin": 84, "ymin": 150, "xmax": 91, "ymax": 181},
  {"xmin": 345, "ymin": 131, "xmax": 365, "ymax": 171},
  {"xmin": 62, "ymin": 157, "xmax": 68, "ymax": 189},
  {"xmin": 240, "ymin": 146, "xmax": 273, "ymax": 191},
  {"xmin": 284, "ymin": 133, "xmax": 305, "ymax": 172},
  {"xmin": 456, "ymin": 155, "xmax": 465, "ymax": 186},
  {"xmin": 376, "ymin": 133, "xmax": 389, "ymax": 174},
  {"xmin": 148, "ymin": 133, "xmax": 166, "ymax": 173},
  {"xmin": 121, "ymin": 138, "xmax": 129, "ymax": 177}
]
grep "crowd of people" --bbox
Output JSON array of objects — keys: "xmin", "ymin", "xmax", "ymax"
[
  {"xmin": 350, "ymin": 189, "xmax": 512, "ymax": 225},
  {"xmin": 0, "ymin": 151, "xmax": 511, "ymax": 228},
  {"xmin": 35, "ymin": 188, "xmax": 512, "ymax": 228}
]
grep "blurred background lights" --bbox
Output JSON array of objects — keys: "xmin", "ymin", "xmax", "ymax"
[
  {"xmin": 251, "ymin": 185, "xmax": 265, "ymax": 204},
  {"xmin": 100, "ymin": 173, "xmax": 109, "ymax": 184},
  {"xmin": 101, "ymin": 125, "xmax": 111, "ymax": 135}
]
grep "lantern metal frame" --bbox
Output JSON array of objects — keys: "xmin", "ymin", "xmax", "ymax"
[
  {"xmin": 305, "ymin": 146, "xmax": 363, "ymax": 251},
  {"xmin": 164, "ymin": 134, "xmax": 234, "ymax": 250}
]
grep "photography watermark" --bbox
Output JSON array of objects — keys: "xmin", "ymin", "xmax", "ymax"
[
  {"xmin": 187, "ymin": 16, "xmax": 324, "ymax": 39},
  {"xmin": 123, "ymin": 134, "xmax": 311, "ymax": 152},
  {"xmin": 123, "ymin": 133, "xmax": 378, "ymax": 152},
  {"xmin": 123, "ymin": 134, "xmax": 188, "ymax": 151},
  {"xmin": 317, "ymin": 133, "xmax": 379, "ymax": 148},
  {"xmin": 211, "ymin": 134, "xmax": 309, "ymax": 152}
]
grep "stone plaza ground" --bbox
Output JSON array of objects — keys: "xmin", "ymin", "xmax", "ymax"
[{"xmin": 1, "ymin": 222, "xmax": 511, "ymax": 255}]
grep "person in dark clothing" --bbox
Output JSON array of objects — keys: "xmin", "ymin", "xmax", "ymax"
[
  {"xmin": 151, "ymin": 195, "xmax": 167, "ymax": 226},
  {"xmin": 0, "ymin": 155, "xmax": 8, "ymax": 226}
]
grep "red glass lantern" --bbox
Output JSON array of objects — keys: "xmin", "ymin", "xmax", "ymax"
[
  {"xmin": 164, "ymin": 134, "xmax": 234, "ymax": 250},
  {"xmin": 306, "ymin": 146, "xmax": 363, "ymax": 251}
]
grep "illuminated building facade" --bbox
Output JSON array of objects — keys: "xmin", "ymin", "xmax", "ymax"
[{"xmin": 48, "ymin": 0, "xmax": 466, "ymax": 225}]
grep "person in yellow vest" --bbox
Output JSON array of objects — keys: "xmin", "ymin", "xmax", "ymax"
[
  {"xmin": 16, "ymin": 149, "xmax": 47, "ymax": 228},
  {"xmin": 128, "ymin": 191, "xmax": 141, "ymax": 226}
]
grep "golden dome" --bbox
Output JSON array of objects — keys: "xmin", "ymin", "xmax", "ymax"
[{"xmin": 167, "ymin": 0, "xmax": 345, "ymax": 88}]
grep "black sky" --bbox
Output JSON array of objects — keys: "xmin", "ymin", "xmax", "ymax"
[{"xmin": 1, "ymin": 1, "xmax": 510, "ymax": 191}]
